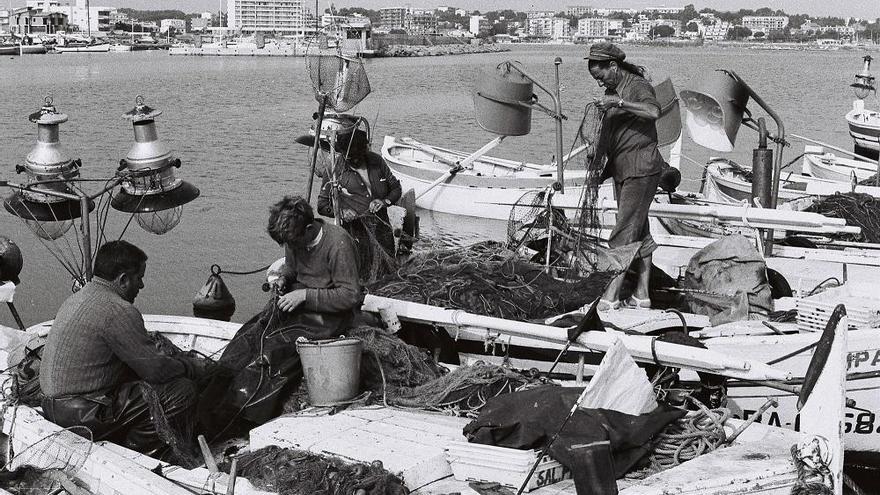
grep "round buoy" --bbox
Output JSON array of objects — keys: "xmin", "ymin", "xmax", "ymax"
[
  {"xmin": 0, "ymin": 237, "xmax": 23, "ymax": 285},
  {"xmin": 192, "ymin": 265, "xmax": 235, "ymax": 321}
]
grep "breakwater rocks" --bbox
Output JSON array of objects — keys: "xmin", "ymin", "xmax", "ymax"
[{"xmin": 376, "ymin": 43, "xmax": 510, "ymax": 57}]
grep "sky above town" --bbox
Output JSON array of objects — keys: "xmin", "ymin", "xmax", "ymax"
[{"xmin": 10, "ymin": 1, "xmax": 880, "ymax": 19}]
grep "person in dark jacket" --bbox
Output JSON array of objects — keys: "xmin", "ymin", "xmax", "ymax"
[
  {"xmin": 317, "ymin": 129, "xmax": 402, "ymax": 279},
  {"xmin": 586, "ymin": 42, "xmax": 664, "ymax": 311},
  {"xmin": 40, "ymin": 240, "xmax": 201, "ymax": 459}
]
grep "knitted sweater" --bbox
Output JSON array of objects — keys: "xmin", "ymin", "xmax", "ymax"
[
  {"xmin": 281, "ymin": 221, "xmax": 364, "ymax": 313},
  {"xmin": 40, "ymin": 278, "xmax": 187, "ymax": 398}
]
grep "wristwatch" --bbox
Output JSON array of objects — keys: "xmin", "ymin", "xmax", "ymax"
[
  {"xmin": 384, "ymin": 199, "xmax": 392, "ymax": 206},
  {"xmin": 617, "ymin": 99, "xmax": 625, "ymax": 108}
]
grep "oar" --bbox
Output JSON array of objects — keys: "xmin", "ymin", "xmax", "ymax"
[
  {"xmin": 413, "ymin": 137, "xmax": 505, "ymax": 200},
  {"xmin": 790, "ymin": 133, "xmax": 874, "ymax": 163},
  {"xmin": 415, "ymin": 164, "xmax": 463, "ymax": 200}
]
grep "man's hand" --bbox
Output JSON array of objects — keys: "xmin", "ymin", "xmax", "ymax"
[
  {"xmin": 368, "ymin": 199, "xmax": 387, "ymax": 213},
  {"xmin": 277, "ymin": 288, "xmax": 307, "ymax": 312},
  {"xmin": 269, "ymin": 274, "xmax": 289, "ymax": 295},
  {"xmin": 341, "ymin": 208, "xmax": 358, "ymax": 222},
  {"xmin": 593, "ymin": 96, "xmax": 622, "ymax": 113}
]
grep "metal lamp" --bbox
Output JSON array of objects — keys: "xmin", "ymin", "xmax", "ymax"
[
  {"xmin": 111, "ymin": 96, "xmax": 200, "ymax": 235},
  {"xmin": 851, "ymin": 55, "xmax": 875, "ymax": 100},
  {"xmin": 679, "ymin": 69, "xmax": 786, "ymax": 210},
  {"xmin": 3, "ymin": 97, "xmax": 95, "ymax": 240},
  {"xmin": 679, "ymin": 71, "xmax": 749, "ymax": 153}
]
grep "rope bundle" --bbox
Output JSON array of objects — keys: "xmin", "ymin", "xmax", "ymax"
[{"xmin": 649, "ymin": 403, "xmax": 731, "ymax": 470}]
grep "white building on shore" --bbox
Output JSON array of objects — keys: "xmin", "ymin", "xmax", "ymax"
[
  {"xmin": 227, "ymin": 0, "xmax": 306, "ymax": 35},
  {"xmin": 742, "ymin": 15, "xmax": 788, "ymax": 34},
  {"xmin": 26, "ymin": 0, "xmax": 114, "ymax": 35}
]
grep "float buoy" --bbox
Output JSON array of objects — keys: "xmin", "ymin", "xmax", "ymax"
[
  {"xmin": 0, "ymin": 237, "xmax": 23, "ymax": 285},
  {"xmin": 192, "ymin": 265, "xmax": 235, "ymax": 321}
]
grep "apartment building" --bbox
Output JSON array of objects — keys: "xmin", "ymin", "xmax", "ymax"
[
  {"xmin": 0, "ymin": 9, "xmax": 10, "ymax": 33},
  {"xmin": 741, "ymin": 15, "xmax": 788, "ymax": 34},
  {"xmin": 527, "ymin": 10, "xmax": 556, "ymax": 19},
  {"xmin": 26, "ymin": 0, "xmax": 114, "ymax": 34},
  {"xmin": 578, "ymin": 17, "xmax": 609, "ymax": 38},
  {"xmin": 469, "ymin": 14, "xmax": 489, "ymax": 35},
  {"xmin": 160, "ymin": 18, "xmax": 185, "ymax": 33},
  {"xmin": 700, "ymin": 20, "xmax": 730, "ymax": 40},
  {"xmin": 409, "ymin": 10, "xmax": 438, "ymax": 34},
  {"xmin": 379, "ymin": 7, "xmax": 407, "ymax": 30},
  {"xmin": 227, "ymin": 0, "xmax": 305, "ymax": 35},
  {"xmin": 645, "ymin": 6, "xmax": 684, "ymax": 15},
  {"xmin": 567, "ymin": 5, "xmax": 593, "ymax": 17}
]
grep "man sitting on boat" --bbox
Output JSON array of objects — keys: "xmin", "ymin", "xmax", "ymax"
[
  {"xmin": 39, "ymin": 240, "xmax": 202, "ymax": 460},
  {"xmin": 317, "ymin": 128, "xmax": 402, "ymax": 279},
  {"xmin": 198, "ymin": 196, "xmax": 364, "ymax": 439}
]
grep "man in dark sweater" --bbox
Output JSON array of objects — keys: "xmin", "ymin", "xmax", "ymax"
[
  {"xmin": 40, "ymin": 240, "xmax": 200, "ymax": 459},
  {"xmin": 198, "ymin": 196, "xmax": 363, "ymax": 439},
  {"xmin": 317, "ymin": 129, "xmax": 402, "ymax": 279}
]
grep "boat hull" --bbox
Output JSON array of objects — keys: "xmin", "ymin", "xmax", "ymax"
[
  {"xmin": 802, "ymin": 151, "xmax": 877, "ymax": 182},
  {"xmin": 55, "ymin": 43, "xmax": 111, "ymax": 53},
  {"xmin": 382, "ymin": 135, "xmax": 591, "ymax": 220},
  {"xmin": 847, "ymin": 107, "xmax": 880, "ymax": 155}
]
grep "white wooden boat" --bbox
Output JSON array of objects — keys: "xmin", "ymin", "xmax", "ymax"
[
  {"xmin": 700, "ymin": 158, "xmax": 880, "ymax": 206},
  {"xmin": 109, "ymin": 43, "xmax": 133, "ymax": 52},
  {"xmin": 55, "ymin": 42, "xmax": 111, "ymax": 53},
  {"xmin": 0, "ymin": 308, "xmax": 846, "ymax": 495},
  {"xmin": 381, "ymin": 135, "xmax": 592, "ymax": 220},
  {"xmin": 847, "ymin": 99, "xmax": 880, "ymax": 157},
  {"xmin": 802, "ymin": 148, "xmax": 878, "ymax": 183}
]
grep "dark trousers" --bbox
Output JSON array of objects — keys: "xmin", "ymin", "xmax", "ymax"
[
  {"xmin": 609, "ymin": 173, "xmax": 661, "ymax": 259},
  {"xmin": 42, "ymin": 377, "xmax": 196, "ymax": 459}
]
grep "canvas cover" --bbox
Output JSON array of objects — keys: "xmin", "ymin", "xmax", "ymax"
[{"xmin": 682, "ymin": 235, "xmax": 773, "ymax": 325}]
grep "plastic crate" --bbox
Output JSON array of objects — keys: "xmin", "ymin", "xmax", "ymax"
[
  {"xmin": 795, "ymin": 283, "xmax": 880, "ymax": 332},
  {"xmin": 445, "ymin": 441, "xmax": 570, "ymax": 492}
]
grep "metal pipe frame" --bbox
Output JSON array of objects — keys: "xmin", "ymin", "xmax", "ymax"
[{"xmin": 506, "ymin": 61, "xmax": 566, "ymax": 194}]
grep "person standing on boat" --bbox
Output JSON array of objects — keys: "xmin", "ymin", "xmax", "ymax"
[
  {"xmin": 586, "ymin": 42, "xmax": 664, "ymax": 311},
  {"xmin": 198, "ymin": 196, "xmax": 364, "ymax": 439},
  {"xmin": 317, "ymin": 128, "xmax": 402, "ymax": 279},
  {"xmin": 40, "ymin": 240, "xmax": 202, "ymax": 460}
]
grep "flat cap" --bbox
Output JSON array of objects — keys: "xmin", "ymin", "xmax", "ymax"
[{"xmin": 584, "ymin": 41, "xmax": 626, "ymax": 62}]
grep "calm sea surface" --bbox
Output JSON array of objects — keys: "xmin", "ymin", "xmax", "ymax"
[{"xmin": 0, "ymin": 44, "xmax": 867, "ymax": 324}]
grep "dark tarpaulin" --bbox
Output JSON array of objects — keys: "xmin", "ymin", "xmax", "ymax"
[{"xmin": 463, "ymin": 386, "xmax": 685, "ymax": 495}]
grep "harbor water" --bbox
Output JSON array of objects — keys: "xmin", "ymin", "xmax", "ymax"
[{"xmin": 0, "ymin": 44, "xmax": 865, "ymax": 325}]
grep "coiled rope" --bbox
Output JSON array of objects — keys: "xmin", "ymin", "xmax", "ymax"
[{"xmin": 650, "ymin": 400, "xmax": 731, "ymax": 471}]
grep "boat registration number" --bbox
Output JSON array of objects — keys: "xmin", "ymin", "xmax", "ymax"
[{"xmin": 737, "ymin": 408, "xmax": 879, "ymax": 435}]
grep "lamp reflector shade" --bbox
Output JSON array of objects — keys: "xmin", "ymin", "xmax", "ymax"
[
  {"xmin": 4, "ymin": 193, "xmax": 93, "ymax": 221},
  {"xmin": 680, "ymin": 71, "xmax": 749, "ymax": 152},
  {"xmin": 110, "ymin": 180, "xmax": 200, "ymax": 213}
]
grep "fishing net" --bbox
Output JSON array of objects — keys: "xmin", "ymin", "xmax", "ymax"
[
  {"xmin": 574, "ymin": 101, "xmax": 610, "ymax": 238},
  {"xmin": 0, "ymin": 426, "xmax": 93, "ymax": 495},
  {"xmin": 368, "ymin": 241, "xmax": 619, "ymax": 321},
  {"xmin": 387, "ymin": 362, "xmax": 546, "ymax": 418},
  {"xmin": 229, "ymin": 445, "xmax": 408, "ymax": 495},
  {"xmin": 307, "ymin": 54, "xmax": 371, "ymax": 113},
  {"xmin": 345, "ymin": 214, "xmax": 399, "ymax": 283},
  {"xmin": 806, "ymin": 192, "xmax": 880, "ymax": 243}
]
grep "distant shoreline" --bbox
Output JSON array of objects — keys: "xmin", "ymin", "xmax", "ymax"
[{"xmin": 375, "ymin": 43, "xmax": 509, "ymax": 57}]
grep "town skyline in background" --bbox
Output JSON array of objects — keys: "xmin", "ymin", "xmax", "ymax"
[{"xmin": 5, "ymin": 0, "xmax": 880, "ymax": 19}]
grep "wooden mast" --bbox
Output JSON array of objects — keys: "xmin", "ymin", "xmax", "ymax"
[{"xmin": 85, "ymin": 0, "xmax": 90, "ymax": 38}]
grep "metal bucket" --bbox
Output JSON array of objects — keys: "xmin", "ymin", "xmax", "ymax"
[
  {"xmin": 296, "ymin": 337, "xmax": 363, "ymax": 406},
  {"xmin": 473, "ymin": 67, "xmax": 533, "ymax": 136}
]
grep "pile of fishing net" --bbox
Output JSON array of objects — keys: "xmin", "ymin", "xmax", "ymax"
[
  {"xmin": 368, "ymin": 241, "xmax": 617, "ymax": 321},
  {"xmin": 353, "ymin": 325, "xmax": 549, "ymax": 416},
  {"xmin": 229, "ymin": 445, "xmax": 408, "ymax": 495},
  {"xmin": 807, "ymin": 192, "xmax": 880, "ymax": 243},
  {"xmin": 283, "ymin": 325, "xmax": 547, "ymax": 417}
]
